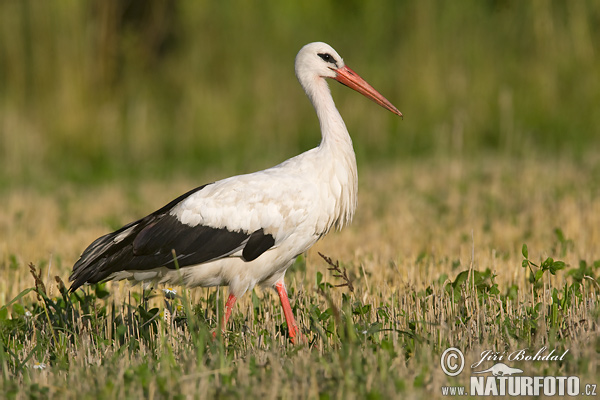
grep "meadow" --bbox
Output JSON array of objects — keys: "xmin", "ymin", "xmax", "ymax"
[{"xmin": 1, "ymin": 1, "xmax": 599, "ymax": 398}]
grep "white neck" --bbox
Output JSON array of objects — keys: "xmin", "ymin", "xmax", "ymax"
[{"xmin": 302, "ymin": 76, "xmax": 358, "ymax": 230}]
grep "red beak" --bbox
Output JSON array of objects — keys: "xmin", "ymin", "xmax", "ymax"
[{"xmin": 333, "ymin": 65, "xmax": 403, "ymax": 118}]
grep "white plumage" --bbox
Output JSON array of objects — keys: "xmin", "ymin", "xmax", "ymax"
[{"xmin": 69, "ymin": 42, "xmax": 402, "ymax": 343}]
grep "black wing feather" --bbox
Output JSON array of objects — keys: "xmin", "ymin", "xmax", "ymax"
[
  {"xmin": 243, "ymin": 229, "xmax": 276, "ymax": 261},
  {"xmin": 69, "ymin": 184, "xmax": 275, "ymax": 291}
]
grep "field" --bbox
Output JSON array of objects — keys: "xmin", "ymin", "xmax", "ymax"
[{"xmin": 1, "ymin": 1, "xmax": 600, "ymax": 399}]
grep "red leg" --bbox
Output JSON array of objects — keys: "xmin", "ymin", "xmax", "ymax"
[
  {"xmin": 223, "ymin": 293, "xmax": 237, "ymax": 328},
  {"xmin": 214, "ymin": 293, "xmax": 237, "ymax": 338},
  {"xmin": 275, "ymin": 280, "xmax": 305, "ymax": 344}
]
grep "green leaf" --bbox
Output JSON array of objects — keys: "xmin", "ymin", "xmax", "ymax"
[
  {"xmin": 0, "ymin": 307, "xmax": 8, "ymax": 321},
  {"xmin": 352, "ymin": 302, "xmax": 371, "ymax": 316},
  {"xmin": 551, "ymin": 288, "xmax": 560, "ymax": 303},
  {"xmin": 320, "ymin": 308, "xmax": 333, "ymax": 322},
  {"xmin": 11, "ymin": 303, "xmax": 25, "ymax": 316},
  {"xmin": 534, "ymin": 269, "xmax": 544, "ymax": 282},
  {"xmin": 0, "ymin": 288, "xmax": 34, "ymax": 316},
  {"xmin": 522, "ymin": 244, "xmax": 529, "ymax": 259},
  {"xmin": 522, "ymin": 260, "xmax": 529, "ymax": 269},
  {"xmin": 316, "ymin": 271, "xmax": 323, "ymax": 286},
  {"xmin": 550, "ymin": 261, "xmax": 566, "ymax": 274},
  {"xmin": 541, "ymin": 257, "xmax": 554, "ymax": 269},
  {"xmin": 95, "ymin": 283, "xmax": 110, "ymax": 299},
  {"xmin": 452, "ymin": 270, "xmax": 470, "ymax": 287},
  {"xmin": 251, "ymin": 289, "xmax": 260, "ymax": 311}
]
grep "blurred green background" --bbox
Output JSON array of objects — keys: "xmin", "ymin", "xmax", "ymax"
[{"xmin": 1, "ymin": 0, "xmax": 599, "ymax": 188}]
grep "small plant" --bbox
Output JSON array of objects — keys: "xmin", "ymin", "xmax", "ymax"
[
  {"xmin": 444, "ymin": 268, "xmax": 500, "ymax": 303},
  {"xmin": 318, "ymin": 252, "xmax": 354, "ymax": 292},
  {"xmin": 521, "ymin": 243, "xmax": 566, "ymax": 286},
  {"xmin": 552, "ymin": 228, "xmax": 574, "ymax": 257},
  {"xmin": 568, "ymin": 259, "xmax": 600, "ymax": 287}
]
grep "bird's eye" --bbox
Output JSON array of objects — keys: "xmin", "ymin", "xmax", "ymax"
[{"xmin": 317, "ymin": 53, "xmax": 337, "ymax": 65}]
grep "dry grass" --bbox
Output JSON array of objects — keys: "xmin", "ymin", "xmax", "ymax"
[
  {"xmin": 1, "ymin": 155, "xmax": 599, "ymax": 398},
  {"xmin": 2, "ymin": 2, "xmax": 600, "ymax": 397},
  {"xmin": 3, "ymin": 155, "xmax": 599, "ymax": 296}
]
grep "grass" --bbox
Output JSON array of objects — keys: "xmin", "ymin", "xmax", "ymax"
[
  {"xmin": 1, "ymin": 156, "xmax": 599, "ymax": 398},
  {"xmin": 2, "ymin": 1, "xmax": 600, "ymax": 398},
  {"xmin": 1, "ymin": 1, "xmax": 600, "ymax": 187}
]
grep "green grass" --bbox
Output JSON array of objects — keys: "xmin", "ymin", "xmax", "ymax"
[
  {"xmin": 1, "ymin": 1, "xmax": 600, "ymax": 187},
  {"xmin": 1, "ymin": 157, "xmax": 600, "ymax": 398},
  {"xmin": 1, "ymin": 238, "xmax": 598, "ymax": 398},
  {"xmin": 2, "ymin": 1, "xmax": 600, "ymax": 398}
]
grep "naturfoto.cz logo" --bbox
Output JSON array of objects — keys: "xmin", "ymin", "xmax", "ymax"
[{"xmin": 440, "ymin": 347, "xmax": 597, "ymax": 397}]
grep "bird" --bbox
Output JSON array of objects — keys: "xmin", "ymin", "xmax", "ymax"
[{"xmin": 69, "ymin": 42, "xmax": 402, "ymax": 344}]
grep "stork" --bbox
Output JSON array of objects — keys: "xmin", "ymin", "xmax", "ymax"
[{"xmin": 69, "ymin": 42, "xmax": 402, "ymax": 344}]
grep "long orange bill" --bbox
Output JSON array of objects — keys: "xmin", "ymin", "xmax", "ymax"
[{"xmin": 333, "ymin": 65, "xmax": 403, "ymax": 118}]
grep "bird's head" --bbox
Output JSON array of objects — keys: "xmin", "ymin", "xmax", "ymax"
[
  {"xmin": 295, "ymin": 42, "xmax": 345, "ymax": 81},
  {"xmin": 295, "ymin": 42, "xmax": 402, "ymax": 117}
]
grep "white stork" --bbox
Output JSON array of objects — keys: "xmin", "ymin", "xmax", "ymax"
[{"xmin": 69, "ymin": 42, "xmax": 402, "ymax": 344}]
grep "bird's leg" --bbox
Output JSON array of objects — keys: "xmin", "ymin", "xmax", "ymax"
[
  {"xmin": 275, "ymin": 280, "xmax": 305, "ymax": 344},
  {"xmin": 223, "ymin": 293, "xmax": 237, "ymax": 329},
  {"xmin": 213, "ymin": 293, "xmax": 237, "ymax": 338}
]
